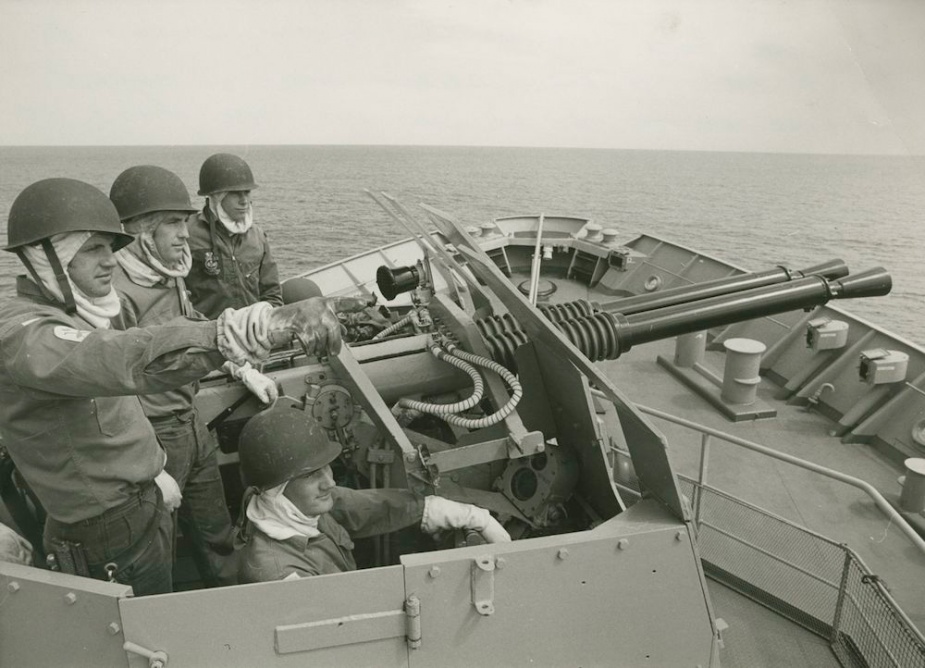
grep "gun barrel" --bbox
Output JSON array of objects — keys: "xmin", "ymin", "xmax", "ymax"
[
  {"xmin": 598, "ymin": 259, "xmax": 849, "ymax": 316},
  {"xmin": 615, "ymin": 267, "xmax": 891, "ymax": 349},
  {"xmin": 476, "ymin": 267, "xmax": 891, "ymax": 370}
]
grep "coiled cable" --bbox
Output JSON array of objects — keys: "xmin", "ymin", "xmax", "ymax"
[
  {"xmin": 397, "ymin": 346, "xmax": 485, "ymax": 414},
  {"xmin": 439, "ymin": 343, "xmax": 523, "ymax": 429}
]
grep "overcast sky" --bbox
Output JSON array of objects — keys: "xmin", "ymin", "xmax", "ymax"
[{"xmin": 2, "ymin": 0, "xmax": 924, "ymax": 154}]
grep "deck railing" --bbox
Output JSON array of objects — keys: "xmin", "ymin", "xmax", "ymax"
[
  {"xmin": 681, "ymin": 480, "xmax": 925, "ymax": 668},
  {"xmin": 633, "ymin": 403, "xmax": 925, "ymax": 557},
  {"xmin": 613, "ymin": 404, "xmax": 925, "ymax": 668}
]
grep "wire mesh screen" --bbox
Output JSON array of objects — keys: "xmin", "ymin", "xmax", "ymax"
[
  {"xmin": 677, "ymin": 477, "xmax": 925, "ymax": 668},
  {"xmin": 831, "ymin": 557, "xmax": 925, "ymax": 668}
]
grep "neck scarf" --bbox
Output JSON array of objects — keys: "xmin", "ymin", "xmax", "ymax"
[
  {"xmin": 208, "ymin": 192, "xmax": 254, "ymax": 235},
  {"xmin": 246, "ymin": 482, "xmax": 321, "ymax": 540},
  {"xmin": 116, "ymin": 230, "xmax": 191, "ymax": 288},
  {"xmin": 20, "ymin": 232, "xmax": 122, "ymax": 329}
]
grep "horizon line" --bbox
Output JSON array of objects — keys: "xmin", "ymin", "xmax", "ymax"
[{"xmin": 0, "ymin": 143, "xmax": 919, "ymax": 159}]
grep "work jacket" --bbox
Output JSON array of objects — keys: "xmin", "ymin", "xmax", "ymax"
[
  {"xmin": 238, "ymin": 487, "xmax": 426, "ymax": 583},
  {"xmin": 0, "ymin": 276, "xmax": 225, "ymax": 523},
  {"xmin": 113, "ymin": 266, "xmax": 199, "ymax": 419},
  {"xmin": 186, "ymin": 207, "xmax": 282, "ymax": 319}
]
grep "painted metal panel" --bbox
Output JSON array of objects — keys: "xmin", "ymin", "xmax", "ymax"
[
  {"xmin": 119, "ymin": 565, "xmax": 408, "ymax": 667},
  {"xmin": 402, "ymin": 502, "xmax": 715, "ymax": 668},
  {"xmin": 516, "ymin": 340, "xmax": 625, "ymax": 519},
  {"xmin": 0, "ymin": 562, "xmax": 131, "ymax": 667}
]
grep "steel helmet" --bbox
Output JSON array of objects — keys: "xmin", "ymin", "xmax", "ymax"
[
  {"xmin": 109, "ymin": 165, "xmax": 197, "ymax": 222},
  {"xmin": 281, "ymin": 277, "xmax": 325, "ymax": 304},
  {"xmin": 5, "ymin": 178, "xmax": 133, "ymax": 252},
  {"xmin": 197, "ymin": 153, "xmax": 259, "ymax": 196},
  {"xmin": 238, "ymin": 401, "xmax": 342, "ymax": 491}
]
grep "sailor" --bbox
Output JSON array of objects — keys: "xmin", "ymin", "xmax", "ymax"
[
  {"xmin": 235, "ymin": 402, "xmax": 511, "ymax": 583},
  {"xmin": 110, "ymin": 165, "xmax": 280, "ymax": 586},
  {"xmin": 186, "ymin": 153, "xmax": 282, "ymax": 318},
  {"xmin": 0, "ymin": 177, "xmax": 344, "ymax": 595}
]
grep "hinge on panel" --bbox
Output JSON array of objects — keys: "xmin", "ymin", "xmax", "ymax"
[
  {"xmin": 405, "ymin": 594, "xmax": 422, "ymax": 649},
  {"xmin": 470, "ymin": 555, "xmax": 495, "ymax": 616}
]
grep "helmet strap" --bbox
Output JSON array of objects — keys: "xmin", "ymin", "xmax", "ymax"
[
  {"xmin": 15, "ymin": 248, "xmax": 62, "ymax": 305},
  {"xmin": 41, "ymin": 239, "xmax": 78, "ymax": 315},
  {"xmin": 236, "ymin": 486, "xmax": 259, "ymax": 535}
]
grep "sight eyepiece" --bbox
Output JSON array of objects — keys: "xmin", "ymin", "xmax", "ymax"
[{"xmin": 377, "ymin": 264, "xmax": 421, "ymax": 301}]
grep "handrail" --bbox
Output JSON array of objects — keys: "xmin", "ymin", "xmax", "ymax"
[{"xmin": 634, "ymin": 402, "xmax": 925, "ymax": 556}]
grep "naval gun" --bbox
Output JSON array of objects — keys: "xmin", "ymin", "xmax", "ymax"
[
  {"xmin": 348, "ymin": 247, "xmax": 890, "ymax": 533},
  {"xmin": 0, "ymin": 205, "xmax": 894, "ymax": 667}
]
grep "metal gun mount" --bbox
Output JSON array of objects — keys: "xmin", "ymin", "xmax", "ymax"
[{"xmin": 197, "ymin": 208, "xmax": 891, "ymax": 536}]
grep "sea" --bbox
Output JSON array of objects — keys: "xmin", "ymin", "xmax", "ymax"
[{"xmin": 0, "ymin": 145, "xmax": 923, "ymax": 342}]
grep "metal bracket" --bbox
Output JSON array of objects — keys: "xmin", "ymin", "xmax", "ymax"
[
  {"xmin": 123, "ymin": 641, "xmax": 168, "ymax": 668},
  {"xmin": 470, "ymin": 555, "xmax": 496, "ymax": 616}
]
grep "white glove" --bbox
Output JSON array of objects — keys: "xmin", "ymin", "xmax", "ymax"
[
  {"xmin": 155, "ymin": 470, "xmax": 183, "ymax": 513},
  {"xmin": 421, "ymin": 496, "xmax": 511, "ymax": 543},
  {"xmin": 0, "ymin": 522, "xmax": 32, "ymax": 566},
  {"xmin": 216, "ymin": 302, "xmax": 274, "ymax": 366},
  {"xmin": 223, "ymin": 361, "xmax": 279, "ymax": 404}
]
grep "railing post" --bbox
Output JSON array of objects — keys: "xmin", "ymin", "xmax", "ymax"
[
  {"xmin": 830, "ymin": 547, "xmax": 853, "ymax": 645},
  {"xmin": 693, "ymin": 434, "xmax": 711, "ymax": 529}
]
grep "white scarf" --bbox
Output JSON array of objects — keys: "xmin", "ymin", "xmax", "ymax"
[
  {"xmin": 116, "ymin": 231, "xmax": 191, "ymax": 288},
  {"xmin": 20, "ymin": 232, "xmax": 122, "ymax": 329},
  {"xmin": 246, "ymin": 482, "xmax": 321, "ymax": 540},
  {"xmin": 208, "ymin": 192, "xmax": 254, "ymax": 235}
]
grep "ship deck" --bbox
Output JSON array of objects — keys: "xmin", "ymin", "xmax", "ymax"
[{"xmin": 604, "ymin": 336, "xmax": 925, "ymax": 665}]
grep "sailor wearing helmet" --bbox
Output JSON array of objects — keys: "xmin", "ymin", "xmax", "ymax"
[
  {"xmin": 186, "ymin": 153, "xmax": 283, "ymax": 318},
  {"xmin": 110, "ymin": 165, "xmax": 281, "ymax": 587},
  {"xmin": 0, "ymin": 178, "xmax": 346, "ymax": 594},
  {"xmin": 236, "ymin": 401, "xmax": 511, "ymax": 583}
]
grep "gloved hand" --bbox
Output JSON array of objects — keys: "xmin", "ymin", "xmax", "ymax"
[
  {"xmin": 217, "ymin": 297, "xmax": 372, "ymax": 365},
  {"xmin": 223, "ymin": 361, "xmax": 279, "ymax": 404},
  {"xmin": 0, "ymin": 522, "xmax": 32, "ymax": 566},
  {"xmin": 421, "ymin": 496, "xmax": 511, "ymax": 543},
  {"xmin": 216, "ymin": 302, "xmax": 274, "ymax": 365},
  {"xmin": 267, "ymin": 296, "xmax": 370, "ymax": 357},
  {"xmin": 155, "ymin": 470, "xmax": 183, "ymax": 513}
]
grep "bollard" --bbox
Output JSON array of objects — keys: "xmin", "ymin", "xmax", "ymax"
[
  {"xmin": 674, "ymin": 331, "xmax": 706, "ymax": 368},
  {"xmin": 721, "ymin": 338, "xmax": 766, "ymax": 405},
  {"xmin": 601, "ymin": 228, "xmax": 620, "ymax": 245},
  {"xmin": 899, "ymin": 458, "xmax": 925, "ymax": 513},
  {"xmin": 480, "ymin": 222, "xmax": 499, "ymax": 237},
  {"xmin": 584, "ymin": 223, "xmax": 603, "ymax": 243}
]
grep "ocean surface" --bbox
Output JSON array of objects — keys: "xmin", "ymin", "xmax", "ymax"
[{"xmin": 0, "ymin": 145, "xmax": 923, "ymax": 342}]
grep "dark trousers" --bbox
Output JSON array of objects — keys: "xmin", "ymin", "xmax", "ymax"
[
  {"xmin": 44, "ymin": 483, "xmax": 173, "ymax": 596},
  {"xmin": 151, "ymin": 408, "xmax": 237, "ymax": 586}
]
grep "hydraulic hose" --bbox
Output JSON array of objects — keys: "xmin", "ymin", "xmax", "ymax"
[
  {"xmin": 372, "ymin": 312, "xmax": 415, "ymax": 340},
  {"xmin": 439, "ymin": 344, "xmax": 523, "ymax": 429},
  {"xmin": 398, "ymin": 346, "xmax": 485, "ymax": 414}
]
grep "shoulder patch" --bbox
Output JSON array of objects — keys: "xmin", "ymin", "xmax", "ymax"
[{"xmin": 53, "ymin": 326, "xmax": 92, "ymax": 342}]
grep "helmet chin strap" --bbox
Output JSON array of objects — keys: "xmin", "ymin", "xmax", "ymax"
[
  {"xmin": 15, "ymin": 245, "xmax": 77, "ymax": 314},
  {"xmin": 41, "ymin": 239, "xmax": 78, "ymax": 315}
]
